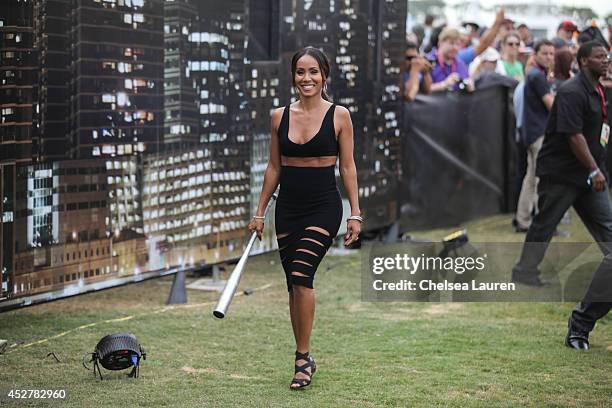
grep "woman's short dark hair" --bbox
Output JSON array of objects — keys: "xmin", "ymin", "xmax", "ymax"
[
  {"xmin": 291, "ymin": 46, "xmax": 331, "ymax": 101},
  {"xmin": 406, "ymin": 40, "xmax": 418, "ymax": 50},
  {"xmin": 534, "ymin": 39, "xmax": 554, "ymax": 53}
]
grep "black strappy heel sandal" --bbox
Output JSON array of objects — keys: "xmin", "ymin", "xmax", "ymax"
[{"xmin": 290, "ymin": 351, "xmax": 316, "ymax": 390}]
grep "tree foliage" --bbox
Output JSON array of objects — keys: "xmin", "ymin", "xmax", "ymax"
[
  {"xmin": 408, "ymin": 0, "xmax": 446, "ymax": 17},
  {"xmin": 560, "ymin": 6, "xmax": 598, "ymax": 23}
]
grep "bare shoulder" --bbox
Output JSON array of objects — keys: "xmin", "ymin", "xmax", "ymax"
[
  {"xmin": 333, "ymin": 104, "xmax": 352, "ymax": 130},
  {"xmin": 334, "ymin": 104, "xmax": 351, "ymax": 120},
  {"xmin": 270, "ymin": 106, "xmax": 285, "ymax": 130},
  {"xmin": 271, "ymin": 106, "xmax": 285, "ymax": 119}
]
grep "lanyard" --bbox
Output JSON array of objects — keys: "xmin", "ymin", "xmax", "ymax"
[{"xmin": 596, "ymin": 84, "xmax": 608, "ymax": 123}]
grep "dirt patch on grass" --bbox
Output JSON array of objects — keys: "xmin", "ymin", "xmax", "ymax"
[
  {"xmin": 181, "ymin": 366, "xmax": 218, "ymax": 374},
  {"xmin": 377, "ymin": 311, "xmax": 419, "ymax": 321},
  {"xmin": 181, "ymin": 366, "xmax": 261, "ymax": 381},
  {"xmin": 423, "ymin": 303, "xmax": 464, "ymax": 316},
  {"xmin": 372, "ymin": 303, "xmax": 465, "ymax": 321},
  {"xmin": 447, "ymin": 388, "xmax": 471, "ymax": 399},
  {"xmin": 344, "ymin": 303, "xmax": 368, "ymax": 313},
  {"xmin": 343, "ymin": 303, "xmax": 420, "ymax": 321},
  {"xmin": 229, "ymin": 373, "xmax": 262, "ymax": 380}
]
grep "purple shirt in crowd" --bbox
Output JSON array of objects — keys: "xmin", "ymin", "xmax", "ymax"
[{"xmin": 426, "ymin": 48, "xmax": 469, "ymax": 91}]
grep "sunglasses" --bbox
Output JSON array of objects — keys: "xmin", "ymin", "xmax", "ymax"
[{"xmin": 405, "ymin": 55, "xmax": 416, "ymax": 61}]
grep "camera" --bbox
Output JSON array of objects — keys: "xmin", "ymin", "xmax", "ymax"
[{"xmin": 457, "ymin": 79, "xmax": 470, "ymax": 91}]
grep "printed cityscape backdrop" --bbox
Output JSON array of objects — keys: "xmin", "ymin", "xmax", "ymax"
[{"xmin": 0, "ymin": 0, "xmax": 406, "ymax": 303}]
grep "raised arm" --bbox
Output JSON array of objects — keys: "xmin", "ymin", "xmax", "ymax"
[
  {"xmin": 473, "ymin": 9, "xmax": 504, "ymax": 57},
  {"xmin": 336, "ymin": 106, "xmax": 361, "ymax": 246},
  {"xmin": 404, "ymin": 58, "xmax": 432, "ymax": 101}
]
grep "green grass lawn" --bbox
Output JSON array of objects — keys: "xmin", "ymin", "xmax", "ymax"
[{"xmin": 1, "ymin": 212, "xmax": 611, "ymax": 407}]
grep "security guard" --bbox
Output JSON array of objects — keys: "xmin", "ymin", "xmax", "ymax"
[{"xmin": 511, "ymin": 41, "xmax": 611, "ymax": 350}]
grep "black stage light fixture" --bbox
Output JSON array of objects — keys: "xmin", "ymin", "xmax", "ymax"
[
  {"xmin": 83, "ymin": 333, "xmax": 146, "ymax": 380},
  {"xmin": 438, "ymin": 229, "xmax": 469, "ymax": 258}
]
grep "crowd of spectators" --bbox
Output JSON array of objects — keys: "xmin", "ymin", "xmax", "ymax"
[
  {"xmin": 404, "ymin": 9, "xmax": 612, "ymax": 100},
  {"xmin": 403, "ymin": 9, "xmax": 612, "ymax": 233}
]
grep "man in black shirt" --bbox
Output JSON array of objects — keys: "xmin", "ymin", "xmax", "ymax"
[
  {"xmin": 514, "ymin": 40, "xmax": 555, "ymax": 231},
  {"xmin": 511, "ymin": 41, "xmax": 611, "ymax": 350}
]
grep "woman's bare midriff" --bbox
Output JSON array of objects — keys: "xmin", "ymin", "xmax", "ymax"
[{"xmin": 281, "ymin": 155, "xmax": 337, "ymax": 167}]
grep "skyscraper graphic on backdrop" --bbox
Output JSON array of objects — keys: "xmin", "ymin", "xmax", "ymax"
[
  {"xmin": 141, "ymin": 0, "xmax": 251, "ymax": 269},
  {"xmin": 365, "ymin": 0, "xmax": 406, "ymax": 226},
  {"xmin": 69, "ymin": 0, "xmax": 164, "ymax": 159},
  {"xmin": 0, "ymin": 0, "xmax": 36, "ymax": 164},
  {"xmin": 2, "ymin": 0, "xmax": 165, "ymax": 298},
  {"xmin": 1, "ymin": 0, "xmax": 37, "ymax": 298},
  {"xmin": 0, "ymin": 0, "xmax": 406, "ymax": 302},
  {"xmin": 163, "ymin": 0, "xmax": 198, "ymax": 150},
  {"xmin": 35, "ymin": 0, "xmax": 71, "ymax": 161},
  {"xmin": 245, "ymin": 0, "xmax": 406, "ymax": 249},
  {"xmin": 277, "ymin": 0, "xmax": 406, "ymax": 228},
  {"xmin": 200, "ymin": 0, "xmax": 252, "ymax": 261},
  {"xmin": 246, "ymin": 0, "xmax": 282, "ymax": 252}
]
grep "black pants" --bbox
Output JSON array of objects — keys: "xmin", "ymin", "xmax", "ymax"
[
  {"xmin": 514, "ymin": 177, "xmax": 612, "ymax": 332},
  {"xmin": 513, "ymin": 139, "xmax": 528, "ymax": 210}
]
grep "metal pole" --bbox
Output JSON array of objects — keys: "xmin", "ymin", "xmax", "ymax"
[
  {"xmin": 212, "ymin": 264, "xmax": 220, "ymax": 283},
  {"xmin": 110, "ymin": 236, "xmax": 113, "ymax": 274},
  {"xmin": 213, "ymin": 193, "xmax": 276, "ymax": 318},
  {"xmin": 167, "ymin": 269, "xmax": 187, "ymax": 304}
]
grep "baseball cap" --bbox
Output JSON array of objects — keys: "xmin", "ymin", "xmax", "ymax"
[
  {"xmin": 481, "ymin": 47, "xmax": 501, "ymax": 62},
  {"xmin": 558, "ymin": 20, "xmax": 578, "ymax": 32},
  {"xmin": 462, "ymin": 22, "xmax": 480, "ymax": 32}
]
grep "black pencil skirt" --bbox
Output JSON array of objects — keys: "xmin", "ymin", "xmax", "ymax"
[{"xmin": 275, "ymin": 165, "xmax": 343, "ymax": 291}]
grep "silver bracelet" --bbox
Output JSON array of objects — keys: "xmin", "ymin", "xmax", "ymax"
[
  {"xmin": 252, "ymin": 215, "xmax": 265, "ymax": 220},
  {"xmin": 347, "ymin": 215, "xmax": 363, "ymax": 223}
]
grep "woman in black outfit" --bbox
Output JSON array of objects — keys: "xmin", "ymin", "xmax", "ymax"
[{"xmin": 248, "ymin": 47, "xmax": 361, "ymax": 390}]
